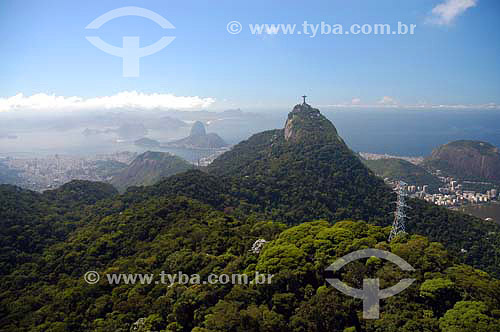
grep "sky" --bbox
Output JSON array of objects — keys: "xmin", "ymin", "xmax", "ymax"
[{"xmin": 0, "ymin": 0, "xmax": 499, "ymax": 112}]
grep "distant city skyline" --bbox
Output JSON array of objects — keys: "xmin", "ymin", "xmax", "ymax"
[{"xmin": 1, "ymin": 0, "xmax": 499, "ymax": 112}]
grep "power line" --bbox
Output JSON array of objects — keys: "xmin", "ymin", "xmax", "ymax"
[{"xmin": 388, "ymin": 180, "xmax": 409, "ymax": 242}]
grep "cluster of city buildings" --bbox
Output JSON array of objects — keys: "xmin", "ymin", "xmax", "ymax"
[
  {"xmin": 196, "ymin": 147, "xmax": 231, "ymax": 166},
  {"xmin": 413, "ymin": 185, "xmax": 497, "ymax": 207},
  {"xmin": 1, "ymin": 148, "xmax": 229, "ymax": 191},
  {"xmin": 1, "ymin": 152, "xmax": 136, "ymax": 191},
  {"xmin": 388, "ymin": 173, "xmax": 499, "ymax": 207}
]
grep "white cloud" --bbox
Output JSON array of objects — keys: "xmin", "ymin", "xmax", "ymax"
[
  {"xmin": 378, "ymin": 96, "xmax": 397, "ymax": 105},
  {"xmin": 319, "ymin": 101, "xmax": 500, "ymax": 110},
  {"xmin": 320, "ymin": 97, "xmax": 500, "ymax": 110},
  {"xmin": 0, "ymin": 91, "xmax": 215, "ymax": 113},
  {"xmin": 428, "ymin": 0, "xmax": 477, "ymax": 25}
]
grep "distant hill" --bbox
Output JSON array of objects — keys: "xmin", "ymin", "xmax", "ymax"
[
  {"xmin": 110, "ymin": 151, "xmax": 194, "ymax": 191},
  {"xmin": 143, "ymin": 116, "xmax": 188, "ymax": 131},
  {"xmin": 363, "ymin": 158, "xmax": 442, "ymax": 192},
  {"xmin": 92, "ymin": 159, "xmax": 129, "ymax": 179},
  {"xmin": 134, "ymin": 137, "xmax": 161, "ymax": 148},
  {"xmin": 166, "ymin": 121, "xmax": 227, "ymax": 149},
  {"xmin": 116, "ymin": 123, "xmax": 148, "ymax": 139},
  {"xmin": 424, "ymin": 140, "xmax": 500, "ymax": 183}
]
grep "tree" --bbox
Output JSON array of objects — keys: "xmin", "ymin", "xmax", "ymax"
[
  {"xmin": 419, "ymin": 278, "xmax": 459, "ymax": 315},
  {"xmin": 439, "ymin": 301, "xmax": 500, "ymax": 332}
]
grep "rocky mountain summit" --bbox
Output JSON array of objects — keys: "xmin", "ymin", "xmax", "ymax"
[
  {"xmin": 284, "ymin": 102, "xmax": 342, "ymax": 143},
  {"xmin": 189, "ymin": 121, "xmax": 207, "ymax": 137}
]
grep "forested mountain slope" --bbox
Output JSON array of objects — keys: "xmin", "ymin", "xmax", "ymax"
[
  {"xmin": 110, "ymin": 151, "xmax": 194, "ymax": 192},
  {"xmin": 363, "ymin": 158, "xmax": 441, "ymax": 192}
]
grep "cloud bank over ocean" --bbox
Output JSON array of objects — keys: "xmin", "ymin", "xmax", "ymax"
[{"xmin": 0, "ymin": 91, "xmax": 216, "ymax": 113}]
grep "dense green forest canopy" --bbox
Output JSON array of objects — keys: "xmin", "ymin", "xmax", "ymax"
[
  {"xmin": 1, "ymin": 197, "xmax": 499, "ymax": 331},
  {"xmin": 0, "ymin": 181, "xmax": 117, "ymax": 274}
]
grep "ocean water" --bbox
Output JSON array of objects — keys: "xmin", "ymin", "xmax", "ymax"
[
  {"xmin": 1, "ymin": 109, "xmax": 500, "ymax": 159},
  {"xmin": 323, "ymin": 109, "xmax": 500, "ymax": 156},
  {"xmin": 0, "ymin": 127, "xmax": 215, "ymax": 162}
]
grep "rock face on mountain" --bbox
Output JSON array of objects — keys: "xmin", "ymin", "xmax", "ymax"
[
  {"xmin": 284, "ymin": 103, "xmax": 341, "ymax": 143},
  {"xmin": 424, "ymin": 140, "xmax": 500, "ymax": 183},
  {"xmin": 166, "ymin": 121, "xmax": 227, "ymax": 149},
  {"xmin": 110, "ymin": 151, "xmax": 193, "ymax": 191},
  {"xmin": 190, "ymin": 121, "xmax": 207, "ymax": 136}
]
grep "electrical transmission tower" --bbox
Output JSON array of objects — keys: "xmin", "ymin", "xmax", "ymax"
[{"xmin": 388, "ymin": 180, "xmax": 410, "ymax": 242}]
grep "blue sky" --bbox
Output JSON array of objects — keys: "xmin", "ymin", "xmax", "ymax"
[{"xmin": 0, "ymin": 0, "xmax": 499, "ymax": 111}]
